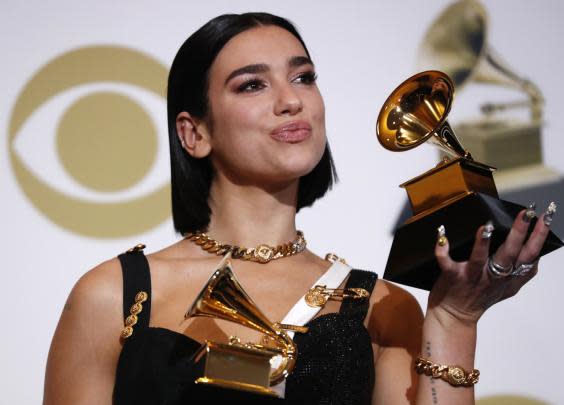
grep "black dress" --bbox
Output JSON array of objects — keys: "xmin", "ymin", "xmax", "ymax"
[{"xmin": 113, "ymin": 248, "xmax": 378, "ymax": 405}]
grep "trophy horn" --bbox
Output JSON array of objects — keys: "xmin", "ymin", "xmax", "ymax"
[
  {"xmin": 416, "ymin": 0, "xmax": 543, "ymax": 122},
  {"xmin": 185, "ymin": 258, "xmax": 296, "ymax": 386},
  {"xmin": 376, "ymin": 70, "xmax": 471, "ymax": 159}
]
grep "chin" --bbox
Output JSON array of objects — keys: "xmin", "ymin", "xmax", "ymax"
[
  {"xmin": 276, "ymin": 153, "xmax": 323, "ymax": 181},
  {"xmin": 280, "ymin": 136, "xmax": 325, "ymax": 167}
]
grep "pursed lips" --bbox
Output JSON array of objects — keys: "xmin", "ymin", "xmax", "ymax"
[{"xmin": 270, "ymin": 121, "xmax": 312, "ymax": 144}]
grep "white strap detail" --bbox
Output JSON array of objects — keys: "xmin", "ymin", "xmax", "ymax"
[
  {"xmin": 281, "ymin": 260, "xmax": 352, "ymax": 338},
  {"xmin": 271, "ymin": 260, "xmax": 352, "ymax": 397}
]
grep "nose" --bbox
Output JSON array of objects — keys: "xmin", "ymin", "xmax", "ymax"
[{"xmin": 274, "ymin": 83, "xmax": 303, "ymax": 116}]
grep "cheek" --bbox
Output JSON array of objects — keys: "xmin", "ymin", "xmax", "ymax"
[
  {"xmin": 211, "ymin": 99, "xmax": 269, "ymax": 144},
  {"xmin": 310, "ymin": 92, "xmax": 326, "ymax": 130},
  {"xmin": 312, "ymin": 96, "xmax": 327, "ymax": 152},
  {"xmin": 312, "ymin": 130, "xmax": 328, "ymax": 168},
  {"xmin": 207, "ymin": 100, "xmax": 271, "ymax": 172}
]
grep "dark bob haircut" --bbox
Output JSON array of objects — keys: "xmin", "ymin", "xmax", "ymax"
[{"xmin": 167, "ymin": 12, "xmax": 337, "ymax": 234}]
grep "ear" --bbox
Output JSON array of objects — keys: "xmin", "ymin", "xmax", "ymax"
[{"xmin": 176, "ymin": 112, "xmax": 212, "ymax": 158}]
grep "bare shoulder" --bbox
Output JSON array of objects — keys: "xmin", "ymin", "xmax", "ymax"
[
  {"xmin": 51, "ymin": 256, "xmax": 125, "ymax": 359},
  {"xmin": 371, "ymin": 279, "xmax": 422, "ymax": 311},
  {"xmin": 67, "ymin": 257, "xmax": 123, "ymax": 319},
  {"xmin": 367, "ymin": 279, "xmax": 424, "ymax": 349},
  {"xmin": 146, "ymin": 237, "xmax": 203, "ymax": 267},
  {"xmin": 44, "ymin": 258, "xmax": 125, "ymax": 405},
  {"xmin": 52, "ymin": 257, "xmax": 124, "ymax": 352}
]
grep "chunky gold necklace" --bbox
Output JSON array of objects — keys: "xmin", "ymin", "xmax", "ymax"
[{"xmin": 186, "ymin": 230, "xmax": 306, "ymax": 263}]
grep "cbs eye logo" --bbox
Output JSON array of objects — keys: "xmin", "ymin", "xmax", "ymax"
[
  {"xmin": 8, "ymin": 46, "xmax": 171, "ymax": 238},
  {"xmin": 477, "ymin": 395, "xmax": 549, "ymax": 405}
]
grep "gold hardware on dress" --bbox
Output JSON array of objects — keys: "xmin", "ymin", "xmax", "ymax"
[
  {"xmin": 324, "ymin": 253, "xmax": 347, "ymax": 264},
  {"xmin": 304, "ymin": 285, "xmax": 369, "ymax": 308},
  {"xmin": 186, "ymin": 231, "xmax": 306, "ymax": 263},
  {"xmin": 126, "ymin": 243, "xmax": 146, "ymax": 253},
  {"xmin": 120, "ymin": 290, "xmax": 148, "ymax": 339}
]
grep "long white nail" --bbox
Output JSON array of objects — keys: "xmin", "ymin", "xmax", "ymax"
[
  {"xmin": 437, "ymin": 225, "xmax": 447, "ymax": 246},
  {"xmin": 524, "ymin": 202, "xmax": 536, "ymax": 223},
  {"xmin": 482, "ymin": 221, "xmax": 494, "ymax": 239},
  {"xmin": 544, "ymin": 202, "xmax": 557, "ymax": 226}
]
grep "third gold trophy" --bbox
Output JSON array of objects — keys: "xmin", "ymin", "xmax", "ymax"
[{"xmin": 376, "ymin": 70, "xmax": 562, "ymax": 290}]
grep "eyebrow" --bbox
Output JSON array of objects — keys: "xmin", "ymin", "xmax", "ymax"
[
  {"xmin": 288, "ymin": 55, "xmax": 314, "ymax": 68},
  {"xmin": 224, "ymin": 56, "xmax": 314, "ymax": 85}
]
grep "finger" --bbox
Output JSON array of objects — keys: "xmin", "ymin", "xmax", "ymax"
[
  {"xmin": 435, "ymin": 225, "xmax": 456, "ymax": 273},
  {"xmin": 517, "ymin": 262, "xmax": 539, "ymax": 281},
  {"xmin": 466, "ymin": 221, "xmax": 493, "ymax": 281},
  {"xmin": 502, "ymin": 262, "xmax": 539, "ymax": 298},
  {"xmin": 516, "ymin": 202, "xmax": 556, "ymax": 265},
  {"xmin": 493, "ymin": 208, "xmax": 534, "ymax": 267}
]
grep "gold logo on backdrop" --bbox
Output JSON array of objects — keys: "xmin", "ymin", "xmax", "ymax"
[
  {"xmin": 8, "ymin": 46, "xmax": 171, "ymax": 238},
  {"xmin": 477, "ymin": 395, "xmax": 549, "ymax": 405}
]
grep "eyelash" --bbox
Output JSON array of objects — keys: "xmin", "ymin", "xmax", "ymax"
[
  {"xmin": 237, "ymin": 79, "xmax": 266, "ymax": 93},
  {"xmin": 235, "ymin": 71, "xmax": 318, "ymax": 93},
  {"xmin": 294, "ymin": 71, "xmax": 318, "ymax": 85}
]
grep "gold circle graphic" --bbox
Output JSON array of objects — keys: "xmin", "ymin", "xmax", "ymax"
[
  {"xmin": 477, "ymin": 395, "xmax": 550, "ymax": 405},
  {"xmin": 57, "ymin": 91, "xmax": 157, "ymax": 192},
  {"xmin": 8, "ymin": 46, "xmax": 170, "ymax": 238}
]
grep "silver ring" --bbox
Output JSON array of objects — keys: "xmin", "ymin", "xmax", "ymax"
[
  {"xmin": 511, "ymin": 260, "xmax": 538, "ymax": 276},
  {"xmin": 487, "ymin": 256, "xmax": 514, "ymax": 278}
]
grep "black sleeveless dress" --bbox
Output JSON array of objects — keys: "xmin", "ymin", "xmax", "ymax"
[{"xmin": 113, "ymin": 248, "xmax": 378, "ymax": 405}]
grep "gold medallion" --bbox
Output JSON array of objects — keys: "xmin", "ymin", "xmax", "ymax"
[{"xmin": 254, "ymin": 245, "xmax": 274, "ymax": 263}]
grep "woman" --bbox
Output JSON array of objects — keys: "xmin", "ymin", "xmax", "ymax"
[{"xmin": 43, "ymin": 12, "xmax": 555, "ymax": 405}]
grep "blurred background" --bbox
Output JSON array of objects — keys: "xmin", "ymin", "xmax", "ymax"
[{"xmin": 1, "ymin": 1, "xmax": 563, "ymax": 403}]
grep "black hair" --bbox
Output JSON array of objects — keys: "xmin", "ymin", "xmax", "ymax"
[{"xmin": 167, "ymin": 12, "xmax": 337, "ymax": 234}]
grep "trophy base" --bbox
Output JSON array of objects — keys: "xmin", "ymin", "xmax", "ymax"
[
  {"xmin": 191, "ymin": 341, "xmax": 278, "ymax": 397},
  {"xmin": 400, "ymin": 157, "xmax": 497, "ymax": 223},
  {"xmin": 383, "ymin": 192, "xmax": 564, "ymax": 291},
  {"xmin": 177, "ymin": 382, "xmax": 284, "ymax": 404}
]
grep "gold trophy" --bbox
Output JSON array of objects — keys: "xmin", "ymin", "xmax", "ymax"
[
  {"xmin": 184, "ymin": 255, "xmax": 299, "ymax": 396},
  {"xmin": 416, "ymin": 0, "xmax": 561, "ymax": 191},
  {"xmin": 376, "ymin": 70, "xmax": 563, "ymax": 290}
]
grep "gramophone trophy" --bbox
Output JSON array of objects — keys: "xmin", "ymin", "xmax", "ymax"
[
  {"xmin": 377, "ymin": 70, "xmax": 563, "ymax": 291},
  {"xmin": 416, "ymin": 0, "xmax": 562, "ymax": 193},
  {"xmin": 183, "ymin": 254, "xmax": 298, "ymax": 398}
]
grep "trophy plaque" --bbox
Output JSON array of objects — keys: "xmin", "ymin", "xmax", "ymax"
[{"xmin": 377, "ymin": 70, "xmax": 563, "ymax": 291}]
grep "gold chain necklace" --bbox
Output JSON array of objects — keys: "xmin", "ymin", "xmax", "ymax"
[{"xmin": 186, "ymin": 230, "xmax": 306, "ymax": 263}]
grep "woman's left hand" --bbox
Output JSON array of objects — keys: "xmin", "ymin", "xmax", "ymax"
[{"xmin": 428, "ymin": 202, "xmax": 556, "ymax": 325}]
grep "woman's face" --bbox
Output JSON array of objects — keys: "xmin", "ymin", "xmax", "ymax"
[{"xmin": 203, "ymin": 25, "xmax": 327, "ymax": 188}]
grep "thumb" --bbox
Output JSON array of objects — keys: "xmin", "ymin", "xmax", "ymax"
[{"xmin": 435, "ymin": 225, "xmax": 456, "ymax": 272}]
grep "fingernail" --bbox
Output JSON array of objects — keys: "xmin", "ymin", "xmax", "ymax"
[
  {"xmin": 523, "ymin": 202, "xmax": 536, "ymax": 223},
  {"xmin": 481, "ymin": 220, "xmax": 494, "ymax": 239},
  {"xmin": 543, "ymin": 202, "xmax": 557, "ymax": 226},
  {"xmin": 437, "ymin": 225, "xmax": 448, "ymax": 246}
]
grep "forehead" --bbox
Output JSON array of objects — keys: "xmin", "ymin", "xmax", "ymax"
[{"xmin": 210, "ymin": 25, "xmax": 308, "ymax": 78}]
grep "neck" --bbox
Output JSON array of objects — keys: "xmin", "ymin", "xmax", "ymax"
[{"xmin": 205, "ymin": 173, "xmax": 300, "ymax": 247}]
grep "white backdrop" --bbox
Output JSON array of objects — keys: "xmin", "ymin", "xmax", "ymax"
[{"xmin": 1, "ymin": 1, "xmax": 564, "ymax": 404}]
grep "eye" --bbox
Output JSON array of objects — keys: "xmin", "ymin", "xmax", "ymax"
[
  {"xmin": 237, "ymin": 78, "xmax": 267, "ymax": 93},
  {"xmin": 293, "ymin": 71, "xmax": 318, "ymax": 85},
  {"xmin": 13, "ymin": 82, "xmax": 167, "ymax": 201},
  {"xmin": 8, "ymin": 46, "xmax": 171, "ymax": 238}
]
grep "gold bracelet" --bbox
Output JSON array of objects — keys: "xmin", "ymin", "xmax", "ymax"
[{"xmin": 415, "ymin": 357, "xmax": 480, "ymax": 387}]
